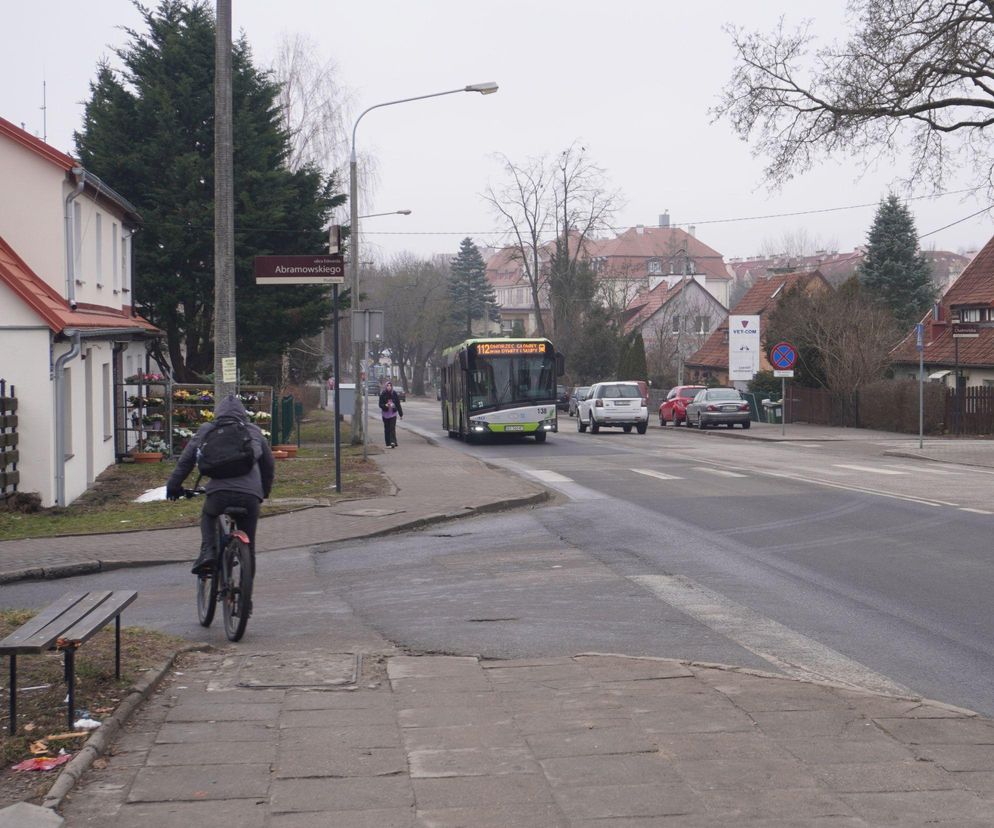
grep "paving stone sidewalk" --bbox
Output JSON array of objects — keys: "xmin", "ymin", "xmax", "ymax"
[
  {"xmin": 58, "ymin": 651, "xmax": 994, "ymax": 826},
  {"xmin": 0, "ymin": 429, "xmax": 546, "ymax": 583}
]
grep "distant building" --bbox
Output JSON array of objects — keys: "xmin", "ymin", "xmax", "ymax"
[{"xmin": 685, "ymin": 270, "xmax": 830, "ymax": 387}]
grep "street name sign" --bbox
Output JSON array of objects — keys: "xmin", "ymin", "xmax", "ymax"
[
  {"xmin": 254, "ymin": 254, "xmax": 345, "ymax": 285},
  {"xmin": 952, "ymin": 323, "xmax": 979, "ymax": 338}
]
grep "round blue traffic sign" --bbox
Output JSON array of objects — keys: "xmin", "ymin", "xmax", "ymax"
[{"xmin": 770, "ymin": 342, "xmax": 797, "ymax": 370}]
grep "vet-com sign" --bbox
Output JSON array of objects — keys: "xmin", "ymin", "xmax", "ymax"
[{"xmin": 728, "ymin": 315, "xmax": 760, "ymax": 381}]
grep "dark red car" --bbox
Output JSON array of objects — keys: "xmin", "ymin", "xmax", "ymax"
[{"xmin": 659, "ymin": 385, "xmax": 706, "ymax": 426}]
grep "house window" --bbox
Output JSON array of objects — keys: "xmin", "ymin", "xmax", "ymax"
[
  {"xmin": 63, "ymin": 366, "xmax": 73, "ymax": 459},
  {"xmin": 112, "ymin": 223, "xmax": 120, "ymax": 292},
  {"xmin": 102, "ymin": 362, "xmax": 113, "ymax": 440},
  {"xmin": 671, "ymin": 315, "xmax": 680, "ymax": 334},
  {"xmin": 960, "ymin": 308, "xmax": 982, "ymax": 322},
  {"xmin": 694, "ymin": 315, "xmax": 710, "ymax": 334},
  {"xmin": 122, "ymin": 233, "xmax": 130, "ymax": 294},
  {"xmin": 648, "ymin": 259, "xmax": 661, "ymax": 275},
  {"xmin": 669, "ymin": 262, "xmax": 675, "ymax": 274},
  {"xmin": 95, "ymin": 213, "xmax": 103, "ymax": 288}
]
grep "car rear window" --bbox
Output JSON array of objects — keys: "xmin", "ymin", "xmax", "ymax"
[
  {"xmin": 679, "ymin": 387, "xmax": 705, "ymax": 397},
  {"xmin": 600, "ymin": 384, "xmax": 641, "ymax": 398},
  {"xmin": 708, "ymin": 389, "xmax": 742, "ymax": 400}
]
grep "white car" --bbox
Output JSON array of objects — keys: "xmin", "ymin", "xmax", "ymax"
[{"xmin": 577, "ymin": 381, "xmax": 649, "ymax": 434}]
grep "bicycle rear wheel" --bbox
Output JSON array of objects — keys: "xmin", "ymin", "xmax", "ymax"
[
  {"xmin": 221, "ymin": 537, "xmax": 253, "ymax": 642},
  {"xmin": 196, "ymin": 569, "xmax": 218, "ymax": 627}
]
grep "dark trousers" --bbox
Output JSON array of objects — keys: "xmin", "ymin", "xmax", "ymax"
[
  {"xmin": 383, "ymin": 416, "xmax": 398, "ymax": 446},
  {"xmin": 200, "ymin": 491, "xmax": 260, "ymax": 557}
]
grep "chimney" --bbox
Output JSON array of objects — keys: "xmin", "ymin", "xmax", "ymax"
[
  {"xmin": 636, "ymin": 224, "xmax": 645, "ymax": 235},
  {"xmin": 688, "ymin": 225, "xmax": 696, "ymax": 238},
  {"xmin": 658, "ymin": 211, "xmax": 670, "ymax": 228}
]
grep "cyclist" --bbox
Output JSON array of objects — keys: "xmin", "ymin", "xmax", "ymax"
[{"xmin": 166, "ymin": 395, "xmax": 275, "ymax": 574}]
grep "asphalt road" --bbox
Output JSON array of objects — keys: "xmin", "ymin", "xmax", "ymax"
[{"xmin": 5, "ymin": 399, "xmax": 994, "ymax": 718}]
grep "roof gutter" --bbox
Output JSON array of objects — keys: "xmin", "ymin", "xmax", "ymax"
[{"xmin": 64, "ymin": 167, "xmax": 86, "ymax": 308}]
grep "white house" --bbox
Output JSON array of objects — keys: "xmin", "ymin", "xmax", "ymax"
[{"xmin": 0, "ymin": 116, "xmax": 158, "ymax": 507}]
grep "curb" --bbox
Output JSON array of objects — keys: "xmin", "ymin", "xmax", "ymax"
[
  {"xmin": 41, "ymin": 644, "xmax": 209, "ymax": 811},
  {"xmin": 882, "ymin": 448, "xmax": 994, "ymax": 471}
]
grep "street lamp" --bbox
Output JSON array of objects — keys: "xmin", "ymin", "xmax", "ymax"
[
  {"xmin": 348, "ymin": 82, "xmax": 499, "ymax": 447},
  {"xmin": 359, "ymin": 210, "xmax": 412, "ymax": 219}
]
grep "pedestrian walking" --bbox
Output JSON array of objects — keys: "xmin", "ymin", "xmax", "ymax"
[{"xmin": 378, "ymin": 381, "xmax": 403, "ymax": 448}]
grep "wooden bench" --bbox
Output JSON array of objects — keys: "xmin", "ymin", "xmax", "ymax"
[{"xmin": 1, "ymin": 591, "xmax": 137, "ymax": 734}]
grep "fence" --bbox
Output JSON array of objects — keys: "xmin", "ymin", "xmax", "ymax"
[
  {"xmin": 780, "ymin": 380, "xmax": 948, "ymax": 434},
  {"xmin": 945, "ymin": 385, "xmax": 994, "ymax": 435},
  {"xmin": 0, "ymin": 380, "xmax": 18, "ymax": 501}
]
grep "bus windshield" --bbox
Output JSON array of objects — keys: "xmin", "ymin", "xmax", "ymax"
[{"xmin": 468, "ymin": 351, "xmax": 556, "ymax": 410}]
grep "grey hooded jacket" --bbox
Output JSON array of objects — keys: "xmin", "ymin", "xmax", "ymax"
[{"xmin": 167, "ymin": 395, "xmax": 275, "ymax": 500}]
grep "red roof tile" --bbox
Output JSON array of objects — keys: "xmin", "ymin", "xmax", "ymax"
[
  {"xmin": 0, "ymin": 234, "xmax": 158, "ymax": 335},
  {"xmin": 942, "ymin": 233, "xmax": 994, "ymax": 308}
]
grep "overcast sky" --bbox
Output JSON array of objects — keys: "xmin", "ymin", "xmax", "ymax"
[{"xmin": 4, "ymin": 0, "xmax": 992, "ymax": 264}]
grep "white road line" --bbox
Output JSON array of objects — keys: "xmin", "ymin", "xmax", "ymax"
[
  {"xmin": 529, "ymin": 470, "xmax": 574, "ymax": 484},
  {"xmin": 632, "ymin": 574, "xmax": 911, "ymax": 696},
  {"xmin": 695, "ymin": 467, "xmax": 748, "ymax": 478},
  {"xmin": 834, "ymin": 464, "xmax": 906, "ymax": 476},
  {"xmin": 764, "ymin": 471, "xmax": 956, "ymax": 507},
  {"xmin": 960, "ymin": 507, "xmax": 993, "ymax": 515},
  {"xmin": 795, "ymin": 443, "xmax": 824, "ymax": 448},
  {"xmin": 631, "ymin": 468, "xmax": 683, "ymax": 481},
  {"xmin": 882, "ymin": 465, "xmax": 959, "ymax": 475}
]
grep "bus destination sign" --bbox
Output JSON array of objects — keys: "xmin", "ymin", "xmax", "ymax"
[{"xmin": 476, "ymin": 341, "xmax": 547, "ymax": 356}]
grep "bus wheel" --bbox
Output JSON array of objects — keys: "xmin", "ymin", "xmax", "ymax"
[{"xmin": 534, "ymin": 430, "xmax": 547, "ymax": 443}]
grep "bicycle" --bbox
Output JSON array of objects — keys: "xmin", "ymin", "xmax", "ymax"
[{"xmin": 180, "ymin": 487, "xmax": 254, "ymax": 642}]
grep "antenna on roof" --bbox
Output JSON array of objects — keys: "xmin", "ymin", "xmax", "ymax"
[{"xmin": 41, "ymin": 78, "xmax": 47, "ymax": 143}]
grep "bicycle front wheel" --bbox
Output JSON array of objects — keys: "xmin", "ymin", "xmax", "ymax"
[{"xmin": 221, "ymin": 538, "xmax": 253, "ymax": 642}]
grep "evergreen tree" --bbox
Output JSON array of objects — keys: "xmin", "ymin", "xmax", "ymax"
[
  {"xmin": 74, "ymin": 0, "xmax": 342, "ymax": 381},
  {"xmin": 448, "ymin": 237, "xmax": 499, "ymax": 337},
  {"xmin": 617, "ymin": 331, "xmax": 648, "ymax": 380},
  {"xmin": 571, "ymin": 305, "xmax": 621, "ymax": 383},
  {"xmin": 858, "ymin": 195, "xmax": 935, "ymax": 329}
]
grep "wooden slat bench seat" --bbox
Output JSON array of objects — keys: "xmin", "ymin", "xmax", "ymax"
[{"xmin": 0, "ymin": 591, "xmax": 137, "ymax": 733}]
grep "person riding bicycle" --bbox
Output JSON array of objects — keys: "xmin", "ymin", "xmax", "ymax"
[{"xmin": 166, "ymin": 395, "xmax": 275, "ymax": 574}]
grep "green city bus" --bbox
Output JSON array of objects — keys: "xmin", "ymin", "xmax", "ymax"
[{"xmin": 440, "ymin": 338, "xmax": 564, "ymax": 442}]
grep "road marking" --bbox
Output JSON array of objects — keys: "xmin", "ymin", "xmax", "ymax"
[
  {"xmin": 529, "ymin": 470, "xmax": 573, "ymax": 484},
  {"xmin": 631, "ymin": 574, "xmax": 911, "ymax": 696},
  {"xmin": 959, "ymin": 507, "xmax": 993, "ymax": 515},
  {"xmin": 882, "ymin": 464, "xmax": 959, "ymax": 476},
  {"xmin": 631, "ymin": 468, "xmax": 683, "ymax": 481},
  {"xmin": 764, "ymin": 471, "xmax": 956, "ymax": 507},
  {"xmin": 695, "ymin": 467, "xmax": 748, "ymax": 478},
  {"xmin": 795, "ymin": 443, "xmax": 824, "ymax": 448},
  {"xmin": 834, "ymin": 464, "xmax": 906, "ymax": 476}
]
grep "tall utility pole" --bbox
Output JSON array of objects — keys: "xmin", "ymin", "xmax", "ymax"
[{"xmin": 213, "ymin": 0, "xmax": 237, "ymax": 399}]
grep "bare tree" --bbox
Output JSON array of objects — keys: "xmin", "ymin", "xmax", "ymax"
[
  {"xmin": 715, "ymin": 0, "xmax": 994, "ymax": 193},
  {"xmin": 548, "ymin": 144, "xmax": 621, "ymax": 338},
  {"xmin": 757, "ymin": 228, "xmax": 839, "ymax": 260},
  {"xmin": 484, "ymin": 153, "xmax": 554, "ymax": 336}
]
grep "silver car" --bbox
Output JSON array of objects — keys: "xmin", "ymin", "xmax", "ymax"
[
  {"xmin": 577, "ymin": 382, "xmax": 648, "ymax": 434},
  {"xmin": 567, "ymin": 386, "xmax": 590, "ymax": 417},
  {"xmin": 685, "ymin": 388, "xmax": 751, "ymax": 429}
]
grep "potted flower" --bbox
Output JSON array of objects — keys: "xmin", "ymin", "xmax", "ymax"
[
  {"xmin": 132, "ymin": 436, "xmax": 167, "ymax": 462},
  {"xmin": 142, "ymin": 413, "xmax": 165, "ymax": 431}
]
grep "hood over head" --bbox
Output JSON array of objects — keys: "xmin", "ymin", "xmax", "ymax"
[
  {"xmin": 384, "ymin": 381, "xmax": 393, "ymax": 391},
  {"xmin": 215, "ymin": 394, "xmax": 249, "ymax": 421}
]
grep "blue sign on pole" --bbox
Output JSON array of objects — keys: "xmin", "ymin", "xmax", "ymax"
[
  {"xmin": 915, "ymin": 323, "xmax": 925, "ymax": 352},
  {"xmin": 770, "ymin": 342, "xmax": 797, "ymax": 371}
]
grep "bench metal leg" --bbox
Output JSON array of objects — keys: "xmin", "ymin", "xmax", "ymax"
[
  {"xmin": 64, "ymin": 646, "xmax": 76, "ymax": 731},
  {"xmin": 7, "ymin": 654, "xmax": 15, "ymax": 736},
  {"xmin": 115, "ymin": 614, "xmax": 121, "ymax": 680}
]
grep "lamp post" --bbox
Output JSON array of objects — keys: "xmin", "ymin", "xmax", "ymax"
[
  {"xmin": 359, "ymin": 210, "xmax": 412, "ymax": 219},
  {"xmin": 348, "ymin": 82, "xmax": 498, "ymax": 445}
]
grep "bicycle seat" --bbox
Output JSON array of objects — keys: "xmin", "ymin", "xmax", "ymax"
[{"xmin": 223, "ymin": 506, "xmax": 249, "ymax": 517}]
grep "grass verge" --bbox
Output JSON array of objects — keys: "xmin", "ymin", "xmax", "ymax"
[
  {"xmin": 0, "ymin": 408, "xmax": 388, "ymax": 540},
  {"xmin": 0, "ymin": 609, "xmax": 186, "ymax": 807}
]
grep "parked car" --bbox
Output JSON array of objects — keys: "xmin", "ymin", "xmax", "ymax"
[
  {"xmin": 556, "ymin": 384, "xmax": 570, "ymax": 412},
  {"xmin": 659, "ymin": 385, "xmax": 706, "ymax": 426},
  {"xmin": 395, "ymin": 387, "xmax": 407, "ymax": 402},
  {"xmin": 684, "ymin": 387, "xmax": 751, "ymax": 429},
  {"xmin": 567, "ymin": 386, "xmax": 590, "ymax": 417},
  {"xmin": 367, "ymin": 380, "xmax": 381, "ymax": 396},
  {"xmin": 577, "ymin": 381, "xmax": 649, "ymax": 434}
]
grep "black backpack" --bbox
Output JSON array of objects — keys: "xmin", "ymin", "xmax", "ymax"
[{"xmin": 196, "ymin": 416, "xmax": 256, "ymax": 479}]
